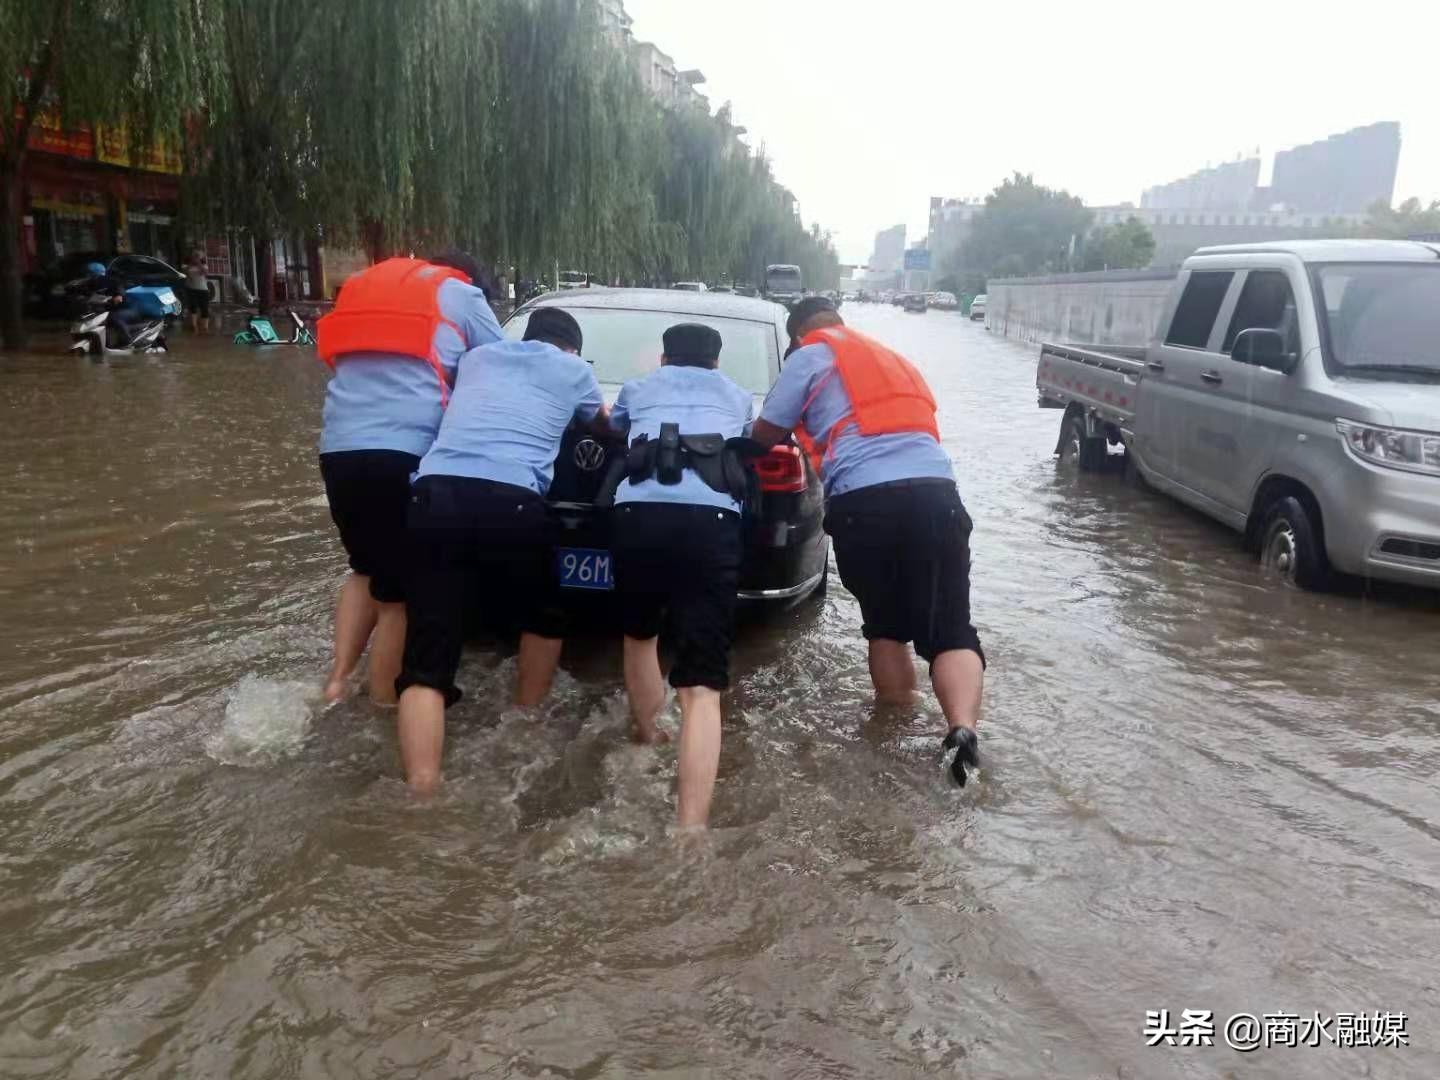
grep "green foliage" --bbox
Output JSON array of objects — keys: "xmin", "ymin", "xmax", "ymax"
[
  {"xmin": 1353, "ymin": 197, "xmax": 1440, "ymax": 240},
  {"xmin": 948, "ymin": 172, "xmax": 1092, "ymax": 282},
  {"xmin": 1077, "ymin": 216, "xmax": 1156, "ymax": 271}
]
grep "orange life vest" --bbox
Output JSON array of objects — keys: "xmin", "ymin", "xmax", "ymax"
[
  {"xmin": 792, "ymin": 326, "xmax": 940, "ymax": 474},
  {"xmin": 316, "ymin": 257, "xmax": 471, "ymax": 403}
]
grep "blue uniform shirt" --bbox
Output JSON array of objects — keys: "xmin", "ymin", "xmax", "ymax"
[
  {"xmin": 610, "ymin": 365, "xmax": 755, "ymax": 513},
  {"xmin": 416, "ymin": 339, "xmax": 604, "ymax": 495},
  {"xmin": 319, "ymin": 277, "xmax": 502, "ymax": 456},
  {"xmin": 759, "ymin": 341, "xmax": 953, "ymax": 497}
]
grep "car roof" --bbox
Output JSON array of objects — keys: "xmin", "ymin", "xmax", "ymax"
[
  {"xmin": 1191, "ymin": 238, "xmax": 1440, "ymax": 263},
  {"xmin": 519, "ymin": 287, "xmax": 787, "ymax": 323}
]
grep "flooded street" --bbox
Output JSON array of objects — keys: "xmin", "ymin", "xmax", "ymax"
[{"xmin": 2, "ymin": 306, "xmax": 1438, "ymax": 1078}]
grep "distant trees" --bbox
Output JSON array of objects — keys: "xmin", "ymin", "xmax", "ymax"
[
  {"xmin": 1354, "ymin": 197, "xmax": 1440, "ymax": 240},
  {"xmin": 1, "ymin": 0, "xmax": 839, "ymax": 347},
  {"xmin": 1077, "ymin": 216, "xmax": 1156, "ymax": 271},
  {"xmin": 936, "ymin": 172, "xmax": 1092, "ymax": 293}
]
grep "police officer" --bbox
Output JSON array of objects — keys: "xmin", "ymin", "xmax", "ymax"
[
  {"xmin": 749, "ymin": 297, "xmax": 985, "ymax": 784},
  {"xmin": 315, "ymin": 250, "xmax": 501, "ymax": 705},
  {"xmin": 395, "ymin": 307, "xmax": 608, "ymax": 793},
  {"xmin": 606, "ymin": 323, "xmax": 753, "ymax": 828}
]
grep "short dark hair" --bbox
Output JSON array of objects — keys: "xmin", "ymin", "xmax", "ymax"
[
  {"xmin": 786, "ymin": 296, "xmax": 840, "ymax": 340},
  {"xmin": 523, "ymin": 307, "xmax": 583, "ymax": 353},
  {"xmin": 662, "ymin": 322, "xmax": 723, "ymax": 368},
  {"xmin": 426, "ymin": 248, "xmax": 497, "ymax": 300}
]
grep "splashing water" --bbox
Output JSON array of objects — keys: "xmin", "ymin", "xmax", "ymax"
[{"xmin": 207, "ymin": 676, "xmax": 322, "ymax": 764}]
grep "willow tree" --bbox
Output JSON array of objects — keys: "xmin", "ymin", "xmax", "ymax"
[
  {"xmin": 0, "ymin": 0, "xmax": 217, "ymax": 349},
  {"xmin": 184, "ymin": 0, "xmax": 451, "ymax": 306}
]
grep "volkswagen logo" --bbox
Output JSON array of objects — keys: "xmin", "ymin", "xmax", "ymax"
[{"xmin": 573, "ymin": 438, "xmax": 606, "ymax": 472}]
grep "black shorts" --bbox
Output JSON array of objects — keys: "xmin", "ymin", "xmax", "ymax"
[
  {"xmin": 186, "ymin": 286, "xmax": 210, "ymax": 317},
  {"xmin": 319, "ymin": 450, "xmax": 420, "ymax": 603},
  {"xmin": 612, "ymin": 502, "xmax": 742, "ymax": 691},
  {"xmin": 397, "ymin": 475, "xmax": 565, "ymax": 706},
  {"xmin": 825, "ymin": 479, "xmax": 985, "ymax": 666}
]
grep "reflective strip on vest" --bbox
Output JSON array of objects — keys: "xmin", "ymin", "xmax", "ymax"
[{"xmin": 315, "ymin": 257, "xmax": 471, "ymax": 404}]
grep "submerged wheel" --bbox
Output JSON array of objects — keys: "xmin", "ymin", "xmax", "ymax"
[
  {"xmin": 1057, "ymin": 412, "xmax": 1107, "ymax": 472},
  {"xmin": 1260, "ymin": 496, "xmax": 1329, "ymax": 589}
]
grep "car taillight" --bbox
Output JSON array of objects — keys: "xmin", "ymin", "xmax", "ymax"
[{"xmin": 754, "ymin": 445, "xmax": 807, "ymax": 493}]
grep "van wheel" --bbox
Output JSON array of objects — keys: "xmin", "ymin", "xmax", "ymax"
[
  {"xmin": 1260, "ymin": 496, "xmax": 1329, "ymax": 589},
  {"xmin": 1058, "ymin": 413, "xmax": 1107, "ymax": 472}
]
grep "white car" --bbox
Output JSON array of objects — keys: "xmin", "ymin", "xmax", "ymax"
[
  {"xmin": 969, "ymin": 294, "xmax": 987, "ymax": 321},
  {"xmin": 672, "ymin": 281, "xmax": 708, "ymax": 292}
]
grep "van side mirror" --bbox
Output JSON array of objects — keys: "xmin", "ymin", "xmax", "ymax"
[{"xmin": 1232, "ymin": 327, "xmax": 1297, "ymax": 374}]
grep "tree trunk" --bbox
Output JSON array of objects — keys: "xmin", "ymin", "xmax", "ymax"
[
  {"xmin": 0, "ymin": 169, "xmax": 27, "ymax": 351},
  {"xmin": 257, "ymin": 239, "xmax": 275, "ymax": 313}
]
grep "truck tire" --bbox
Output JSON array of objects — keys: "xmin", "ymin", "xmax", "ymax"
[
  {"xmin": 1058, "ymin": 412, "xmax": 1107, "ymax": 472},
  {"xmin": 1259, "ymin": 496, "xmax": 1330, "ymax": 589}
]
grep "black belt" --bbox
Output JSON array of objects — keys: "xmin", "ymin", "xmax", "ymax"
[{"xmin": 846, "ymin": 477, "xmax": 955, "ymax": 495}]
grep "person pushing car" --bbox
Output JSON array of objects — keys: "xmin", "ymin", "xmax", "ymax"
[
  {"xmin": 605, "ymin": 322, "xmax": 754, "ymax": 828},
  {"xmin": 314, "ymin": 250, "xmax": 502, "ymax": 705},
  {"xmin": 747, "ymin": 297, "xmax": 985, "ymax": 784},
  {"xmin": 394, "ymin": 307, "xmax": 609, "ymax": 793}
]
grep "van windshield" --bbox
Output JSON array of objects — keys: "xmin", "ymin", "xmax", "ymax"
[{"xmin": 1314, "ymin": 263, "xmax": 1440, "ymax": 379}]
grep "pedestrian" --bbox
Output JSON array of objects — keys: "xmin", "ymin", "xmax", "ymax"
[
  {"xmin": 182, "ymin": 248, "xmax": 211, "ymax": 334},
  {"xmin": 606, "ymin": 322, "xmax": 753, "ymax": 828},
  {"xmin": 748, "ymin": 297, "xmax": 985, "ymax": 784},
  {"xmin": 394, "ymin": 307, "xmax": 608, "ymax": 793},
  {"xmin": 314, "ymin": 249, "xmax": 502, "ymax": 706}
]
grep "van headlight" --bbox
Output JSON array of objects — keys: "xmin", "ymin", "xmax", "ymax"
[{"xmin": 1336, "ymin": 419, "xmax": 1440, "ymax": 476}]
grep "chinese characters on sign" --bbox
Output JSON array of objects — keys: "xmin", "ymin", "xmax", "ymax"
[{"xmin": 1143, "ymin": 1010, "xmax": 1408, "ymax": 1051}]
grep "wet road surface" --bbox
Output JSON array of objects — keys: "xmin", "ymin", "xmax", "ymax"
[{"xmin": 2, "ymin": 307, "xmax": 1438, "ymax": 1078}]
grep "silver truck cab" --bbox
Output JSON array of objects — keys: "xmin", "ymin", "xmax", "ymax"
[{"xmin": 1133, "ymin": 240, "xmax": 1440, "ymax": 589}]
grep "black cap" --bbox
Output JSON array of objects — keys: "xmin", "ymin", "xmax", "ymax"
[
  {"xmin": 523, "ymin": 307, "xmax": 584, "ymax": 353},
  {"xmin": 786, "ymin": 295, "xmax": 838, "ymax": 339},
  {"xmin": 662, "ymin": 322, "xmax": 723, "ymax": 367}
]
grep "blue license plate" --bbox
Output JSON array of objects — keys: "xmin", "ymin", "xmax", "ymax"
[{"xmin": 557, "ymin": 547, "xmax": 614, "ymax": 591}]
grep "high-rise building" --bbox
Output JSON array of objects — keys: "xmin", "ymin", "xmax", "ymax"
[
  {"xmin": 870, "ymin": 224, "xmax": 906, "ymax": 273},
  {"xmin": 927, "ymin": 196, "xmax": 985, "ymax": 260},
  {"xmin": 1141, "ymin": 157, "xmax": 1260, "ymax": 211},
  {"xmin": 1268, "ymin": 122, "xmax": 1400, "ymax": 214}
]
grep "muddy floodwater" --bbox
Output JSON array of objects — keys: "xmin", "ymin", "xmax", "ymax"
[{"xmin": 2, "ymin": 307, "xmax": 1438, "ymax": 1079}]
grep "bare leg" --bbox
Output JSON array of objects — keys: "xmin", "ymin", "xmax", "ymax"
[
  {"xmin": 932, "ymin": 648, "xmax": 984, "ymax": 732},
  {"xmin": 515, "ymin": 633, "xmax": 563, "ymax": 707},
  {"xmin": 198, "ymin": 316, "xmax": 210, "ymax": 334},
  {"xmin": 325, "ymin": 573, "xmax": 377, "ymax": 702},
  {"xmin": 867, "ymin": 639, "xmax": 917, "ymax": 702},
  {"xmin": 675, "ymin": 686, "xmax": 722, "ymax": 828},
  {"xmin": 187, "ymin": 311, "xmax": 197, "ymax": 332},
  {"xmin": 396, "ymin": 685, "xmax": 445, "ymax": 793},
  {"xmin": 367, "ymin": 600, "xmax": 406, "ymax": 705},
  {"xmin": 623, "ymin": 635, "xmax": 669, "ymax": 744}
]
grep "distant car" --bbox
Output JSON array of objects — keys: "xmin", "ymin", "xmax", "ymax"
[
  {"xmin": 501, "ymin": 289, "xmax": 828, "ymax": 614},
  {"xmin": 733, "ymin": 283, "xmax": 759, "ymax": 298},
  {"xmin": 558, "ymin": 270, "xmax": 592, "ymax": 290},
  {"xmin": 710, "ymin": 284, "xmax": 733, "ymax": 294},
  {"xmin": 23, "ymin": 252, "xmax": 187, "ymax": 318},
  {"xmin": 672, "ymin": 281, "xmax": 708, "ymax": 292},
  {"xmin": 969, "ymin": 294, "xmax": 987, "ymax": 321},
  {"xmin": 902, "ymin": 293, "xmax": 928, "ymax": 313},
  {"xmin": 930, "ymin": 291, "xmax": 959, "ymax": 311}
]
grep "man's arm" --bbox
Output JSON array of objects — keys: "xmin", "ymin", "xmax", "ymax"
[
  {"xmin": 750, "ymin": 347, "xmax": 818, "ymax": 449},
  {"xmin": 573, "ymin": 366, "xmax": 611, "ymax": 434}
]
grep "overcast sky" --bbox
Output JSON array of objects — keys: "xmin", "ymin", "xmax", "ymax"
[{"xmin": 624, "ymin": 0, "xmax": 1440, "ymax": 265}]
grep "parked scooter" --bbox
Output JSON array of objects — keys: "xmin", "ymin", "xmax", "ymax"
[
  {"xmin": 232, "ymin": 309, "xmax": 315, "ymax": 346},
  {"xmin": 68, "ymin": 294, "xmax": 169, "ymax": 355}
]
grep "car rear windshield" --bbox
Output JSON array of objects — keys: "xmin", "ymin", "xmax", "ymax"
[
  {"xmin": 1314, "ymin": 263, "xmax": 1440, "ymax": 378},
  {"xmin": 504, "ymin": 307, "xmax": 776, "ymax": 393},
  {"xmin": 560, "ymin": 272, "xmax": 586, "ymax": 283}
]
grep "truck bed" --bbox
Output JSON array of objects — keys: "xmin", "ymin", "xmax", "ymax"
[{"xmin": 1036, "ymin": 342, "xmax": 1147, "ymax": 430}]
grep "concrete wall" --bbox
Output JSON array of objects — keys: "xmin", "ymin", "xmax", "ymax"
[{"xmin": 985, "ymin": 268, "xmax": 1178, "ymax": 347}]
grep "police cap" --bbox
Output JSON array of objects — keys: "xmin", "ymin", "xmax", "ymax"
[
  {"xmin": 662, "ymin": 322, "xmax": 722, "ymax": 367},
  {"xmin": 524, "ymin": 307, "xmax": 584, "ymax": 354}
]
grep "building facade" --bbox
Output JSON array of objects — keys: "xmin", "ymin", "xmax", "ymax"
[
  {"xmin": 1141, "ymin": 157, "xmax": 1261, "ymax": 212},
  {"xmin": 1089, "ymin": 205, "xmax": 1367, "ymax": 268},
  {"xmin": 869, "ymin": 224, "xmax": 906, "ymax": 274},
  {"xmin": 1268, "ymin": 122, "xmax": 1400, "ymax": 215},
  {"xmin": 927, "ymin": 196, "xmax": 984, "ymax": 263}
]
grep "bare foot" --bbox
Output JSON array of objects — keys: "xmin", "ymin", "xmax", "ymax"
[
  {"xmin": 631, "ymin": 723, "xmax": 671, "ymax": 746},
  {"xmin": 323, "ymin": 677, "xmax": 348, "ymax": 704}
]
